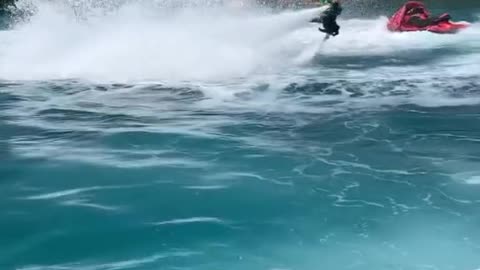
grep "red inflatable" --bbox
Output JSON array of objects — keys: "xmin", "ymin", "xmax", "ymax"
[{"xmin": 387, "ymin": 1, "xmax": 470, "ymax": 34}]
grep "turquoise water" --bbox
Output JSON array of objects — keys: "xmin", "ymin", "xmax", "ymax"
[{"xmin": 1, "ymin": 1, "xmax": 480, "ymax": 270}]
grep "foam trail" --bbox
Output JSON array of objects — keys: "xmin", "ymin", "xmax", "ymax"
[
  {"xmin": 0, "ymin": 1, "xmax": 323, "ymax": 82},
  {"xmin": 1, "ymin": 1, "xmax": 480, "ymax": 84}
]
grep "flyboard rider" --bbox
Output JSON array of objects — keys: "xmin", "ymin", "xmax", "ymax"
[{"xmin": 310, "ymin": 0, "xmax": 342, "ymax": 40}]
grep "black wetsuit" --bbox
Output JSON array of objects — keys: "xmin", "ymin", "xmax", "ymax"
[{"xmin": 310, "ymin": 2, "xmax": 342, "ymax": 36}]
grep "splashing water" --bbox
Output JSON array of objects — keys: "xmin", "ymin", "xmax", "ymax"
[{"xmin": 2, "ymin": 1, "xmax": 478, "ymax": 82}]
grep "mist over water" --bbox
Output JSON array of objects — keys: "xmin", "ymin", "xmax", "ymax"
[{"xmin": 2, "ymin": 1, "xmax": 480, "ymax": 270}]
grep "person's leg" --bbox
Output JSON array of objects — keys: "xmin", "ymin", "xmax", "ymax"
[{"xmin": 322, "ymin": 17, "xmax": 336, "ymax": 35}]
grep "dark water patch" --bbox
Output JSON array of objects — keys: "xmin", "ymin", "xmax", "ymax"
[
  {"xmin": 445, "ymin": 79, "xmax": 480, "ymax": 97},
  {"xmin": 36, "ymin": 108, "xmax": 155, "ymax": 128},
  {"xmin": 281, "ymin": 79, "xmax": 417, "ymax": 99},
  {"xmin": 0, "ymin": 92, "xmax": 25, "ymax": 102},
  {"xmin": 0, "ymin": 81, "xmax": 22, "ymax": 87},
  {"xmin": 93, "ymin": 83, "xmax": 136, "ymax": 92},
  {"xmin": 0, "ymin": 92, "xmax": 27, "ymax": 112},
  {"xmin": 284, "ymin": 82, "xmax": 343, "ymax": 95},
  {"xmin": 142, "ymin": 85, "xmax": 206, "ymax": 101},
  {"xmin": 37, "ymin": 108, "xmax": 105, "ymax": 119},
  {"xmin": 34, "ymin": 129, "xmax": 103, "ymax": 142},
  {"xmin": 13, "ymin": 80, "xmax": 137, "ymax": 95},
  {"xmin": 0, "ymin": 8, "xmax": 15, "ymax": 29}
]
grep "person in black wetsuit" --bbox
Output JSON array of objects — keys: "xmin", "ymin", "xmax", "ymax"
[
  {"xmin": 310, "ymin": 0, "xmax": 342, "ymax": 39},
  {"xmin": 406, "ymin": 6, "xmax": 451, "ymax": 28}
]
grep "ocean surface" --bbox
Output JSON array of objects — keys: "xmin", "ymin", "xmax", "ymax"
[{"xmin": 1, "ymin": 1, "xmax": 480, "ymax": 269}]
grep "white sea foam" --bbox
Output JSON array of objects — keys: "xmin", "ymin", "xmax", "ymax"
[
  {"xmin": 24, "ymin": 185, "xmax": 135, "ymax": 200},
  {"xmin": 150, "ymin": 217, "xmax": 227, "ymax": 226},
  {"xmin": 1, "ymin": 0, "xmax": 479, "ymax": 84}
]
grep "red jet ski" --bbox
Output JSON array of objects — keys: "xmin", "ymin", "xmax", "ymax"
[{"xmin": 387, "ymin": 1, "xmax": 470, "ymax": 34}]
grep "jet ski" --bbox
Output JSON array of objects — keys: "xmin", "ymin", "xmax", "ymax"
[{"xmin": 387, "ymin": 1, "xmax": 470, "ymax": 34}]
